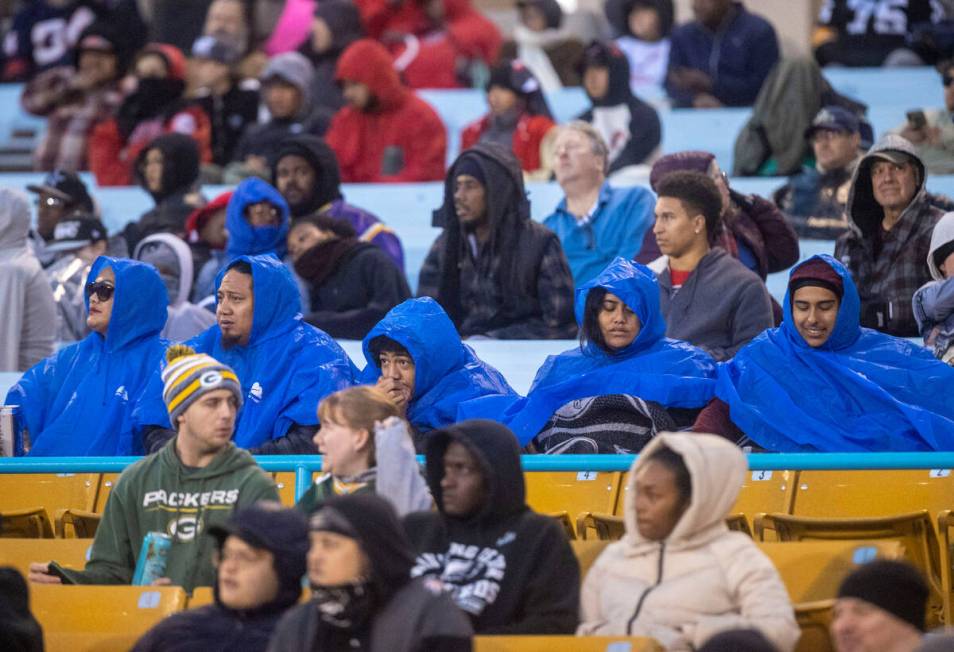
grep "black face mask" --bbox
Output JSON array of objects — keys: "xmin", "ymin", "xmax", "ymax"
[
  {"xmin": 116, "ymin": 77, "xmax": 186, "ymax": 137},
  {"xmin": 311, "ymin": 582, "xmax": 374, "ymax": 630}
]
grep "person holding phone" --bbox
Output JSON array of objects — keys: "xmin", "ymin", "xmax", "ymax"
[{"xmin": 893, "ymin": 60, "xmax": 954, "ymax": 174}]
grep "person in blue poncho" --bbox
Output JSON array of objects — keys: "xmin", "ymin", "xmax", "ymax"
[
  {"xmin": 694, "ymin": 254, "xmax": 954, "ymax": 451},
  {"xmin": 462, "ymin": 257, "xmax": 717, "ymax": 452},
  {"xmin": 5, "ymin": 256, "xmax": 169, "ymax": 456},
  {"xmin": 135, "ymin": 254, "xmax": 357, "ymax": 454},
  {"xmin": 359, "ymin": 297, "xmax": 518, "ymax": 446}
]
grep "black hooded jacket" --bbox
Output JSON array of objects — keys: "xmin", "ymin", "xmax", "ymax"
[
  {"xmin": 418, "ymin": 143, "xmax": 576, "ymax": 339},
  {"xmin": 126, "ymin": 132, "xmax": 202, "ymax": 251},
  {"xmin": 271, "ymin": 134, "xmax": 343, "ymax": 218},
  {"xmin": 0, "ymin": 568, "xmax": 43, "ymax": 652},
  {"xmin": 298, "ymin": 0, "xmax": 364, "ymax": 114},
  {"xmin": 578, "ymin": 40, "xmax": 661, "ymax": 172},
  {"xmin": 403, "ymin": 420, "xmax": 580, "ymax": 634}
]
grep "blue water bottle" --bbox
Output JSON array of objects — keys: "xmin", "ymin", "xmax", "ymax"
[{"xmin": 132, "ymin": 532, "xmax": 172, "ymax": 585}]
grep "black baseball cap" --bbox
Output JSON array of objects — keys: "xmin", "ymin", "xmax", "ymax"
[
  {"xmin": 804, "ymin": 106, "xmax": 861, "ymax": 140},
  {"xmin": 26, "ymin": 171, "xmax": 94, "ymax": 212},
  {"xmin": 45, "ymin": 215, "xmax": 108, "ymax": 253}
]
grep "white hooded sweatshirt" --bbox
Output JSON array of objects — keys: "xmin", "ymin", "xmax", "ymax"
[
  {"xmin": 578, "ymin": 433, "xmax": 799, "ymax": 651},
  {"xmin": 0, "ymin": 188, "xmax": 56, "ymax": 371}
]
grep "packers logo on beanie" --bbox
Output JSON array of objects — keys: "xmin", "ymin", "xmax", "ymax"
[{"xmin": 162, "ymin": 344, "xmax": 243, "ymax": 426}]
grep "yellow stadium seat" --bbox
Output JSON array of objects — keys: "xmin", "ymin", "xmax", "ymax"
[
  {"xmin": 794, "ymin": 600, "xmax": 835, "ymax": 652},
  {"xmin": 935, "ymin": 511, "xmax": 954, "ymax": 625},
  {"xmin": 756, "ymin": 512, "xmax": 944, "ymax": 627},
  {"xmin": 0, "ymin": 473, "xmax": 101, "ymax": 537},
  {"xmin": 571, "ymin": 539, "xmax": 610, "ymax": 580},
  {"xmin": 788, "ymin": 470, "xmax": 954, "ymax": 519},
  {"xmin": 474, "ymin": 636, "xmax": 664, "ymax": 651},
  {"xmin": 55, "ymin": 509, "xmax": 102, "ymax": 538},
  {"xmin": 577, "ymin": 513, "xmax": 752, "ymax": 541},
  {"xmin": 757, "ymin": 540, "xmax": 905, "ymax": 603},
  {"xmin": 0, "ymin": 537, "xmax": 92, "ymax": 578},
  {"xmin": 189, "ymin": 586, "xmax": 214, "ymax": 609},
  {"xmin": 274, "ymin": 471, "xmax": 312, "ymax": 507},
  {"xmin": 94, "ymin": 474, "xmax": 119, "ymax": 513},
  {"xmin": 525, "ymin": 472, "xmax": 622, "ymax": 537},
  {"xmin": 548, "ymin": 512, "xmax": 576, "ymax": 539},
  {"xmin": 31, "ymin": 585, "xmax": 186, "ymax": 651}
]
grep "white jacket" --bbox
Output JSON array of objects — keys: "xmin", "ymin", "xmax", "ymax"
[{"xmin": 578, "ymin": 433, "xmax": 800, "ymax": 652}]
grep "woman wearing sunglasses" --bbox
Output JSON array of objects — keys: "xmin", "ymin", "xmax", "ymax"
[{"xmin": 4, "ymin": 256, "xmax": 169, "ymax": 456}]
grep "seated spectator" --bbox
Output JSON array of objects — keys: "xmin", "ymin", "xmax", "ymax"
[
  {"xmin": 419, "ymin": 144, "xmax": 576, "ymax": 339},
  {"xmin": 577, "ymin": 41, "xmax": 662, "ymax": 178},
  {"xmin": 814, "ymin": 0, "xmax": 944, "ymax": 68},
  {"xmin": 298, "ymin": 0, "xmax": 364, "ymax": 114},
  {"xmin": 893, "ymin": 60, "xmax": 954, "ymax": 175},
  {"xmin": 327, "ymin": 39, "xmax": 446, "ymax": 182},
  {"xmin": 131, "ymin": 502, "xmax": 308, "ymax": 652},
  {"xmin": 0, "ymin": 567, "xmax": 44, "ymax": 651},
  {"xmin": 185, "ymin": 190, "xmax": 231, "ymax": 301},
  {"xmin": 461, "ymin": 60, "xmax": 556, "ymax": 178},
  {"xmin": 25, "ymin": 169, "xmax": 97, "ymax": 267},
  {"xmin": 835, "ymin": 135, "xmax": 944, "ymax": 336},
  {"xmin": 666, "ymin": 0, "xmax": 779, "ymax": 108},
  {"xmin": 915, "ymin": 212, "xmax": 954, "ymax": 364},
  {"xmin": 272, "ymin": 135, "xmax": 405, "ymax": 270},
  {"xmin": 271, "ymin": 493, "xmax": 473, "ymax": 650},
  {"xmin": 651, "ymin": 171, "xmax": 774, "ymax": 360},
  {"xmin": 578, "ymin": 433, "xmax": 799, "ymax": 650},
  {"xmin": 228, "ymin": 52, "xmax": 329, "ymax": 182},
  {"xmin": 0, "ymin": 188, "xmax": 56, "ymax": 372},
  {"xmin": 125, "ymin": 132, "xmax": 204, "ymax": 252},
  {"xmin": 468, "ymin": 258, "xmax": 716, "ymax": 451},
  {"xmin": 21, "ymin": 22, "xmax": 128, "ymax": 172},
  {"xmin": 224, "ymin": 178, "xmax": 290, "ymax": 260},
  {"xmin": 44, "ymin": 215, "xmax": 109, "ymax": 343},
  {"xmin": 641, "ymin": 150, "xmax": 799, "ymax": 322},
  {"xmin": 296, "ymin": 386, "xmax": 432, "ymax": 514},
  {"xmin": 501, "ymin": 0, "xmax": 584, "ymax": 90},
  {"xmin": 546, "ymin": 121, "xmax": 655, "ymax": 285},
  {"xmin": 135, "ymin": 255, "xmax": 357, "ymax": 454},
  {"xmin": 774, "ymin": 106, "xmax": 863, "ymax": 239},
  {"xmin": 6, "ymin": 256, "xmax": 167, "ymax": 455},
  {"xmin": 405, "ymin": 419, "xmax": 580, "ymax": 634},
  {"xmin": 606, "ymin": 0, "xmax": 674, "ymax": 91},
  {"xmin": 290, "ymin": 215, "xmax": 410, "ymax": 340},
  {"xmin": 29, "ymin": 347, "xmax": 279, "ymax": 590},
  {"xmin": 360, "ymin": 297, "xmax": 517, "ymax": 439},
  {"xmin": 1, "ymin": 0, "xmax": 145, "ymax": 82},
  {"xmin": 832, "ymin": 560, "xmax": 929, "ymax": 652},
  {"xmin": 89, "ymin": 43, "xmax": 212, "ymax": 186},
  {"xmin": 134, "ymin": 234, "xmax": 217, "ymax": 341},
  {"xmin": 201, "ymin": 0, "xmax": 267, "ymax": 81},
  {"xmin": 694, "ymin": 255, "xmax": 954, "ymax": 450},
  {"xmin": 190, "ymin": 34, "xmax": 260, "ymax": 169}
]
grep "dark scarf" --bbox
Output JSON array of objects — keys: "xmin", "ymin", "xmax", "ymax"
[
  {"xmin": 293, "ymin": 237, "xmax": 360, "ymax": 286},
  {"xmin": 116, "ymin": 77, "xmax": 187, "ymax": 138}
]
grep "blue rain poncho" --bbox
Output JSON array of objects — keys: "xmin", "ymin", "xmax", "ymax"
[
  {"xmin": 6, "ymin": 257, "xmax": 169, "ymax": 456},
  {"xmin": 225, "ymin": 177, "xmax": 290, "ymax": 259},
  {"xmin": 134, "ymin": 254, "xmax": 357, "ymax": 448},
  {"xmin": 463, "ymin": 258, "xmax": 717, "ymax": 445},
  {"xmin": 717, "ymin": 254, "xmax": 954, "ymax": 451},
  {"xmin": 359, "ymin": 297, "xmax": 517, "ymax": 433}
]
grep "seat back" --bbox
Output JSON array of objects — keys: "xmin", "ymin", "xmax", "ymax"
[
  {"xmin": 0, "ymin": 537, "xmax": 92, "ymax": 578},
  {"xmin": 56, "ymin": 509, "xmax": 102, "ymax": 538},
  {"xmin": 526, "ymin": 472, "xmax": 622, "ymax": 537},
  {"xmin": 0, "ymin": 509, "xmax": 53, "ymax": 538},
  {"xmin": 571, "ymin": 539, "xmax": 611, "ymax": 581},
  {"xmin": 94, "ymin": 474, "xmax": 119, "ymax": 513},
  {"xmin": 734, "ymin": 469, "xmax": 797, "ymax": 526},
  {"xmin": 473, "ymin": 636, "xmax": 664, "ymax": 651},
  {"xmin": 30, "ymin": 584, "xmax": 186, "ymax": 651},
  {"xmin": 757, "ymin": 540, "xmax": 906, "ymax": 603},
  {"xmin": 576, "ymin": 513, "xmax": 625, "ymax": 541},
  {"xmin": 189, "ymin": 586, "xmax": 215, "ymax": 609},
  {"xmin": 792, "ymin": 470, "xmax": 954, "ymax": 519},
  {"xmin": 274, "ymin": 472, "xmax": 313, "ymax": 507},
  {"xmin": 0, "ymin": 473, "xmax": 100, "ymax": 536}
]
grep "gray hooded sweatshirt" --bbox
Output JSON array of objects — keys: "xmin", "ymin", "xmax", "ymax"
[
  {"xmin": 0, "ymin": 188, "xmax": 56, "ymax": 371},
  {"xmin": 913, "ymin": 211, "xmax": 954, "ymax": 362},
  {"xmin": 834, "ymin": 134, "xmax": 944, "ymax": 337}
]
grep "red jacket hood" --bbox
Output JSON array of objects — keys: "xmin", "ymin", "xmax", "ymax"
[
  {"xmin": 335, "ymin": 39, "xmax": 408, "ymax": 110},
  {"xmin": 140, "ymin": 43, "xmax": 188, "ymax": 81},
  {"xmin": 185, "ymin": 190, "xmax": 232, "ymax": 244}
]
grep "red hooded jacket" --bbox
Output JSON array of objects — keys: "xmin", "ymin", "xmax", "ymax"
[{"xmin": 327, "ymin": 39, "xmax": 446, "ymax": 183}]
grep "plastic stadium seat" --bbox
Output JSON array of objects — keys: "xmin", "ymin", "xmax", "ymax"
[
  {"xmin": 756, "ymin": 540, "xmax": 905, "ymax": 603},
  {"xmin": 794, "ymin": 600, "xmax": 835, "ymax": 652},
  {"xmin": 525, "ymin": 472, "xmax": 622, "ymax": 537},
  {"xmin": 0, "ymin": 537, "xmax": 91, "ymax": 578},
  {"xmin": 188, "ymin": 586, "xmax": 214, "ymax": 609},
  {"xmin": 31, "ymin": 584, "xmax": 186, "ymax": 651},
  {"xmin": 934, "ymin": 511, "xmax": 954, "ymax": 626},
  {"xmin": 274, "ymin": 472, "xmax": 300, "ymax": 507},
  {"xmin": 755, "ymin": 511, "xmax": 944, "ymax": 627},
  {"xmin": 788, "ymin": 470, "xmax": 954, "ymax": 520},
  {"xmin": 732, "ymin": 469, "xmax": 797, "ymax": 532},
  {"xmin": 577, "ymin": 513, "xmax": 753, "ymax": 541},
  {"xmin": 94, "ymin": 474, "xmax": 119, "ymax": 512},
  {"xmin": 571, "ymin": 539, "xmax": 610, "ymax": 581},
  {"xmin": 548, "ymin": 512, "xmax": 577, "ymax": 539},
  {"xmin": 56, "ymin": 509, "xmax": 103, "ymax": 538},
  {"xmin": 473, "ymin": 636, "xmax": 664, "ymax": 651},
  {"xmin": 0, "ymin": 473, "xmax": 101, "ymax": 537}
]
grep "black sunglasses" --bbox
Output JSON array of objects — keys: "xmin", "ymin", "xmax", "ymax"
[{"xmin": 86, "ymin": 280, "xmax": 115, "ymax": 302}]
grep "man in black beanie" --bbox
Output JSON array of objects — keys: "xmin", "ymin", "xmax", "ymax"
[
  {"xmin": 831, "ymin": 560, "xmax": 928, "ymax": 652},
  {"xmin": 132, "ymin": 501, "xmax": 309, "ymax": 652}
]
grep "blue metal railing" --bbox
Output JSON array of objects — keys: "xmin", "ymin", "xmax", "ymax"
[{"xmin": 3, "ymin": 453, "xmax": 954, "ymax": 502}]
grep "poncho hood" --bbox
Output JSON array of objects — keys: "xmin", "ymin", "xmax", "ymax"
[{"xmin": 225, "ymin": 177, "xmax": 290, "ymax": 259}]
